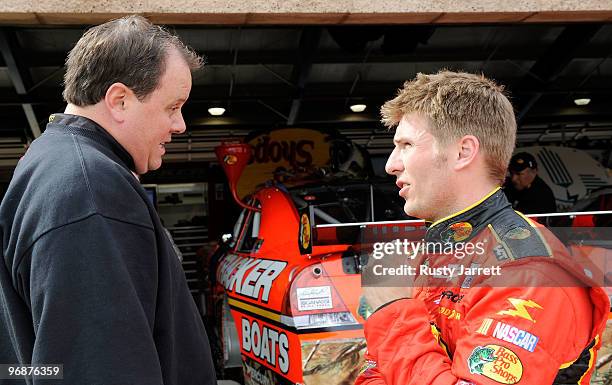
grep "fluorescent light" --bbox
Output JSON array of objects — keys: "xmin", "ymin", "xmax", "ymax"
[
  {"xmin": 208, "ymin": 107, "xmax": 226, "ymax": 116},
  {"xmin": 350, "ymin": 104, "xmax": 367, "ymax": 112},
  {"xmin": 574, "ymin": 98, "xmax": 591, "ymax": 106}
]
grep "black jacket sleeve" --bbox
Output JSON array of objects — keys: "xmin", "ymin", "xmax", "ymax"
[{"xmin": 16, "ymin": 213, "xmax": 163, "ymax": 385}]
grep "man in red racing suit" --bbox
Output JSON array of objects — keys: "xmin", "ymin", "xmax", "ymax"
[
  {"xmin": 357, "ymin": 188, "xmax": 609, "ymax": 385},
  {"xmin": 357, "ymin": 71, "xmax": 609, "ymax": 385}
]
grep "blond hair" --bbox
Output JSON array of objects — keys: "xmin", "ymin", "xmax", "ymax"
[{"xmin": 381, "ymin": 71, "xmax": 516, "ymax": 183}]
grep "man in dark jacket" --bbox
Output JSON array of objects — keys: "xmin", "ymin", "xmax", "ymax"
[
  {"xmin": 0, "ymin": 16, "xmax": 216, "ymax": 384},
  {"xmin": 504, "ymin": 152, "xmax": 557, "ymax": 214}
]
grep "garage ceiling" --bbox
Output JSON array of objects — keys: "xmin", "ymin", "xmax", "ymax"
[{"xmin": 0, "ymin": 22, "xmax": 611, "ymax": 166}]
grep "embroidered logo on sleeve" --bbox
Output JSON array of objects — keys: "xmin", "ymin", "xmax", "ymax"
[
  {"xmin": 505, "ymin": 227, "xmax": 531, "ymax": 240},
  {"xmin": 468, "ymin": 345, "xmax": 523, "ymax": 384},
  {"xmin": 493, "ymin": 245, "xmax": 510, "ymax": 261},
  {"xmin": 497, "ymin": 298, "xmax": 542, "ymax": 323},
  {"xmin": 476, "ymin": 318, "xmax": 540, "ymax": 352},
  {"xmin": 438, "ymin": 306, "xmax": 462, "ymax": 320}
]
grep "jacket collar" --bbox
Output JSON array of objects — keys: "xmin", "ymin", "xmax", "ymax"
[
  {"xmin": 425, "ymin": 187, "xmax": 511, "ymax": 243},
  {"xmin": 45, "ymin": 113, "xmax": 136, "ymax": 172}
]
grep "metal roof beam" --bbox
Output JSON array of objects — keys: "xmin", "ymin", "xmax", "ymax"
[
  {"xmin": 287, "ymin": 27, "xmax": 321, "ymax": 126},
  {"xmin": 516, "ymin": 24, "xmax": 603, "ymax": 123},
  {"xmin": 3, "ymin": 78, "xmax": 612, "ymax": 107},
  {"xmin": 4, "ymin": 44, "xmax": 612, "ymax": 68}
]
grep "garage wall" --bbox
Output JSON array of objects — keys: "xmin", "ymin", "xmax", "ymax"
[{"xmin": 1, "ymin": 0, "xmax": 612, "ymax": 25}]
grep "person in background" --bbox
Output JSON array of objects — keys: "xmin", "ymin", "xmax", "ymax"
[
  {"xmin": 504, "ymin": 152, "xmax": 557, "ymax": 214},
  {"xmin": 0, "ymin": 15, "xmax": 216, "ymax": 384}
]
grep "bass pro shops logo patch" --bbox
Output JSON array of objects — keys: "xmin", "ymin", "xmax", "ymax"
[
  {"xmin": 468, "ymin": 345, "xmax": 523, "ymax": 384},
  {"xmin": 442, "ymin": 222, "xmax": 473, "ymax": 243},
  {"xmin": 450, "ymin": 222, "xmax": 473, "ymax": 242},
  {"xmin": 468, "ymin": 346, "xmax": 496, "ymax": 375}
]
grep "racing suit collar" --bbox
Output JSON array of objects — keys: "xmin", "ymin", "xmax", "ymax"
[
  {"xmin": 46, "ymin": 113, "xmax": 136, "ymax": 172},
  {"xmin": 425, "ymin": 187, "xmax": 511, "ymax": 243}
]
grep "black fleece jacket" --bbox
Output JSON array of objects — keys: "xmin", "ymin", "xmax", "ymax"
[{"xmin": 0, "ymin": 114, "xmax": 216, "ymax": 385}]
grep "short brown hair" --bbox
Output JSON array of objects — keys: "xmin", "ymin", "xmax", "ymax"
[
  {"xmin": 381, "ymin": 71, "xmax": 516, "ymax": 183},
  {"xmin": 63, "ymin": 15, "xmax": 203, "ymax": 106}
]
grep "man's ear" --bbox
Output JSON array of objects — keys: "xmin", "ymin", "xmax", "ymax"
[
  {"xmin": 454, "ymin": 135, "xmax": 480, "ymax": 171},
  {"xmin": 104, "ymin": 82, "xmax": 131, "ymax": 122}
]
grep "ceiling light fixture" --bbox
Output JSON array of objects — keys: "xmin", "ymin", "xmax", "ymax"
[
  {"xmin": 350, "ymin": 104, "xmax": 367, "ymax": 113},
  {"xmin": 573, "ymin": 98, "xmax": 591, "ymax": 106},
  {"xmin": 208, "ymin": 107, "xmax": 226, "ymax": 116}
]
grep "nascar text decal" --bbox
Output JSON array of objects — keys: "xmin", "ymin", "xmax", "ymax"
[
  {"xmin": 218, "ymin": 254, "xmax": 287, "ymax": 302},
  {"xmin": 476, "ymin": 318, "xmax": 540, "ymax": 352},
  {"xmin": 242, "ymin": 318, "xmax": 290, "ymax": 374}
]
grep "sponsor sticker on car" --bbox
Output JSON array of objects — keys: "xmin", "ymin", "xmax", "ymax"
[
  {"xmin": 241, "ymin": 318, "xmax": 290, "ymax": 374},
  {"xmin": 297, "ymin": 286, "xmax": 333, "ymax": 311}
]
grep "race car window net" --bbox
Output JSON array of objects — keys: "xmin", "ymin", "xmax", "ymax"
[{"xmin": 230, "ymin": 209, "xmax": 247, "ymax": 247}]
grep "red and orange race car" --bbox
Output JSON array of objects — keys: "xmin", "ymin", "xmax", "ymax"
[
  {"xmin": 207, "ymin": 142, "xmax": 412, "ymax": 385},
  {"xmin": 208, "ymin": 142, "xmax": 612, "ymax": 385}
]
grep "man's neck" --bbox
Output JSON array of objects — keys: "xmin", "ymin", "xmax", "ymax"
[
  {"xmin": 64, "ymin": 104, "xmax": 109, "ymax": 130},
  {"xmin": 63, "ymin": 103, "xmax": 139, "ymax": 173},
  {"xmin": 433, "ymin": 182, "xmax": 500, "ymax": 223},
  {"xmin": 64, "ymin": 103, "xmax": 127, "ymax": 152}
]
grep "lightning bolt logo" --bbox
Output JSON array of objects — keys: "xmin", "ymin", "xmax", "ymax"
[{"xmin": 497, "ymin": 298, "xmax": 543, "ymax": 322}]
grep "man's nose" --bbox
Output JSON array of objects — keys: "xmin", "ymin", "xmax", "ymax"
[
  {"xmin": 172, "ymin": 112, "xmax": 187, "ymax": 134},
  {"xmin": 385, "ymin": 148, "xmax": 403, "ymax": 176}
]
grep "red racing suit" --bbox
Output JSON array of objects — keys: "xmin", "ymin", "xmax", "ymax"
[{"xmin": 356, "ymin": 188, "xmax": 610, "ymax": 385}]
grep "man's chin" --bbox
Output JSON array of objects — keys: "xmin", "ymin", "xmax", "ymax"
[
  {"xmin": 146, "ymin": 159, "xmax": 163, "ymax": 173},
  {"xmin": 403, "ymin": 202, "xmax": 418, "ymax": 218},
  {"xmin": 404, "ymin": 202, "xmax": 431, "ymax": 221}
]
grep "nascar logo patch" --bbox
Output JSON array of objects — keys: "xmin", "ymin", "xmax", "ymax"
[{"xmin": 477, "ymin": 318, "xmax": 539, "ymax": 352}]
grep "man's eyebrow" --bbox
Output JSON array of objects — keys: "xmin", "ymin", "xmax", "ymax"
[
  {"xmin": 170, "ymin": 97, "xmax": 187, "ymax": 106},
  {"xmin": 393, "ymin": 136, "xmax": 410, "ymax": 144}
]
